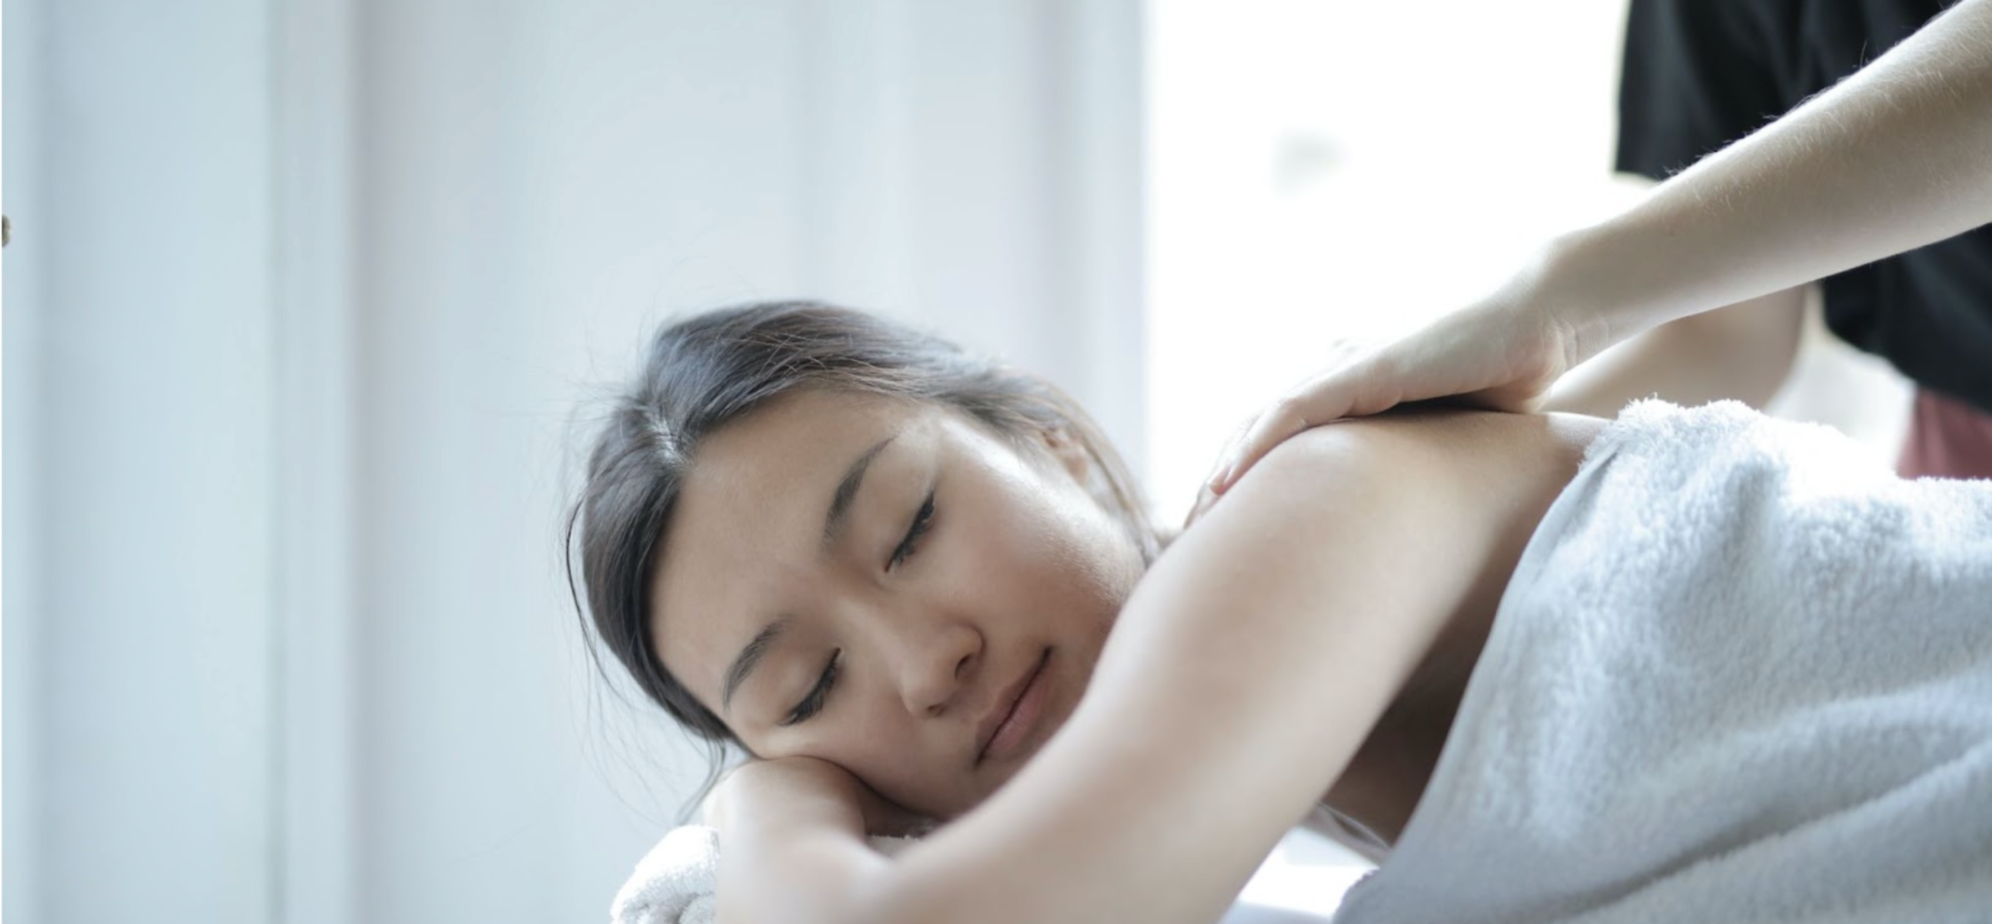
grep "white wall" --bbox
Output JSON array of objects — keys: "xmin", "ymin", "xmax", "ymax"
[
  {"xmin": 3, "ymin": 2, "xmax": 1144, "ymax": 922},
  {"xmin": 4, "ymin": 2, "xmax": 279, "ymax": 922},
  {"xmin": 3, "ymin": 0, "xmax": 51, "ymax": 917}
]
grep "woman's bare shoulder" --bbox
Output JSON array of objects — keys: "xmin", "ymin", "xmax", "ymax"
[
  {"xmin": 1191, "ymin": 407, "xmax": 1606, "ymax": 531},
  {"xmin": 1171, "ymin": 408, "xmax": 1605, "ymax": 551},
  {"xmin": 1291, "ymin": 406, "xmax": 1607, "ymax": 471}
]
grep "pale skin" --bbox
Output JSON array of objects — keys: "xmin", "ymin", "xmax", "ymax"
[
  {"xmin": 1199, "ymin": 0, "xmax": 1992, "ymax": 503},
  {"xmin": 653, "ymin": 386, "xmax": 1605, "ymax": 924}
]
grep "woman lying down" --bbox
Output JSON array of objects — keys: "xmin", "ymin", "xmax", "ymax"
[{"xmin": 570, "ymin": 302, "xmax": 1992, "ymax": 924}]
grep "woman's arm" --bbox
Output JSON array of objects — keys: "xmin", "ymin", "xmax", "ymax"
[
  {"xmin": 706, "ymin": 757, "xmax": 891, "ymax": 922},
  {"xmin": 714, "ymin": 410, "xmax": 1601, "ymax": 924}
]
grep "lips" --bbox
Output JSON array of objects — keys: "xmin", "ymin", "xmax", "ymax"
[{"xmin": 975, "ymin": 648, "xmax": 1052, "ymax": 767}]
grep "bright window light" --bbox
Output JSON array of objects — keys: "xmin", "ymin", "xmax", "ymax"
[
  {"xmin": 1145, "ymin": 0, "xmax": 1645, "ymax": 520},
  {"xmin": 1145, "ymin": 0, "xmax": 1909, "ymax": 521}
]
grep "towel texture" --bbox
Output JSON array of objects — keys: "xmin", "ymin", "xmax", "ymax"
[
  {"xmin": 1336, "ymin": 400, "xmax": 1992, "ymax": 923},
  {"xmin": 610, "ymin": 823, "xmax": 1353, "ymax": 924},
  {"xmin": 611, "ymin": 826, "xmax": 918, "ymax": 924},
  {"xmin": 611, "ymin": 826, "xmax": 722, "ymax": 924}
]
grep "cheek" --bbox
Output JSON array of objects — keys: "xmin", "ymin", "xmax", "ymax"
[
  {"xmin": 805, "ymin": 726, "xmax": 974, "ymax": 817},
  {"xmin": 1025, "ymin": 495, "xmax": 1141, "ymax": 613},
  {"xmin": 954, "ymin": 489, "xmax": 1130, "ymax": 651},
  {"xmin": 870, "ymin": 762, "xmax": 973, "ymax": 818},
  {"xmin": 758, "ymin": 678, "xmax": 973, "ymax": 813}
]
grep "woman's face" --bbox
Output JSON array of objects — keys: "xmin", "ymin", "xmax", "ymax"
[{"xmin": 651, "ymin": 388, "xmax": 1145, "ymax": 818}]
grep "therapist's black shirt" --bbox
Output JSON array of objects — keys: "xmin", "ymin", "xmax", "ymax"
[{"xmin": 1617, "ymin": 0, "xmax": 1992, "ymax": 411}]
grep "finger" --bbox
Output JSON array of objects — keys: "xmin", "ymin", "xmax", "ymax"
[
  {"xmin": 1211, "ymin": 397, "xmax": 1312, "ymax": 493},
  {"xmin": 1211, "ymin": 357, "xmax": 1376, "ymax": 493},
  {"xmin": 1182, "ymin": 482, "xmax": 1217, "ymax": 529},
  {"xmin": 1212, "ymin": 363, "xmax": 1399, "ymax": 492},
  {"xmin": 1197, "ymin": 407, "xmax": 1265, "ymax": 493},
  {"xmin": 1322, "ymin": 336, "xmax": 1378, "ymax": 369},
  {"xmin": 1181, "ymin": 489, "xmax": 1202, "ymax": 530},
  {"xmin": 1214, "ymin": 378, "xmax": 1352, "ymax": 492}
]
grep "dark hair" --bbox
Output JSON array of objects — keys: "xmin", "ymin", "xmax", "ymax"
[{"xmin": 566, "ymin": 301, "xmax": 1160, "ymax": 801}]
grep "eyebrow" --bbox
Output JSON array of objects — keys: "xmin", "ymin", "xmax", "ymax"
[
  {"xmin": 721, "ymin": 615, "xmax": 791, "ymax": 713},
  {"xmin": 719, "ymin": 433, "xmax": 897, "ymax": 714},
  {"xmin": 822, "ymin": 434, "xmax": 896, "ymax": 554}
]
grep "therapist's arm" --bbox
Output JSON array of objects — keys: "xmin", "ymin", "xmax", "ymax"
[
  {"xmin": 1202, "ymin": 0, "xmax": 1991, "ymax": 493},
  {"xmin": 1542, "ymin": 284, "xmax": 1809, "ymax": 417},
  {"xmin": 1550, "ymin": 0, "xmax": 1992, "ymax": 361}
]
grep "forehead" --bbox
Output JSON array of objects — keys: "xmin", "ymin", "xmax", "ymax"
[{"xmin": 647, "ymin": 389, "xmax": 934, "ymax": 700}]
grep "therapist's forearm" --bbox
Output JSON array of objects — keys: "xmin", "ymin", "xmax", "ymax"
[
  {"xmin": 1540, "ymin": 0, "xmax": 1992, "ymax": 361},
  {"xmin": 1544, "ymin": 284, "xmax": 1809, "ymax": 417}
]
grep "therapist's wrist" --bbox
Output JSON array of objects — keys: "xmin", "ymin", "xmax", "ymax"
[{"xmin": 1528, "ymin": 224, "xmax": 1674, "ymax": 370}]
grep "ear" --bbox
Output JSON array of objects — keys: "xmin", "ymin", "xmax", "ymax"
[{"xmin": 1036, "ymin": 425, "xmax": 1096, "ymax": 487}]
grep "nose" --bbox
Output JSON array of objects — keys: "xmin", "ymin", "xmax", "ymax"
[{"xmin": 893, "ymin": 619, "xmax": 983, "ymax": 717}]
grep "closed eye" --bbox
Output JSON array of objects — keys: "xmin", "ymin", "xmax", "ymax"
[
  {"xmin": 888, "ymin": 490, "xmax": 936, "ymax": 571},
  {"xmin": 781, "ymin": 491, "xmax": 931, "ymax": 727},
  {"xmin": 782, "ymin": 649, "xmax": 840, "ymax": 726}
]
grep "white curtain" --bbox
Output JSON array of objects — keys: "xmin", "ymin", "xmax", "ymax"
[{"xmin": 0, "ymin": 2, "xmax": 1144, "ymax": 922}]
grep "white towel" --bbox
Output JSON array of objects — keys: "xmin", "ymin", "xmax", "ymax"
[
  {"xmin": 611, "ymin": 826, "xmax": 919, "ymax": 924},
  {"xmin": 1336, "ymin": 400, "xmax": 1992, "ymax": 923},
  {"xmin": 610, "ymin": 823, "xmax": 1352, "ymax": 924}
]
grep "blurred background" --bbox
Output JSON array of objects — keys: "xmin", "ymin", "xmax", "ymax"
[{"xmin": 1, "ymin": 1, "xmax": 1911, "ymax": 922}]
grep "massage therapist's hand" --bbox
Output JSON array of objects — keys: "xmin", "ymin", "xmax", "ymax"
[
  {"xmin": 705, "ymin": 755, "xmax": 934, "ymax": 840},
  {"xmin": 1185, "ymin": 286, "xmax": 1577, "ymax": 527},
  {"xmin": 1183, "ymin": 0, "xmax": 1992, "ymax": 530}
]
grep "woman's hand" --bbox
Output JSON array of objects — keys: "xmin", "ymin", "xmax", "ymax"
[
  {"xmin": 704, "ymin": 757, "xmax": 925, "ymax": 923},
  {"xmin": 1187, "ymin": 286, "xmax": 1577, "ymax": 526},
  {"xmin": 707, "ymin": 756, "xmax": 935, "ymax": 839}
]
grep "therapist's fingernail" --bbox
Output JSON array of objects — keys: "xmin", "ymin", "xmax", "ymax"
[{"xmin": 1207, "ymin": 465, "xmax": 1231, "ymax": 492}]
